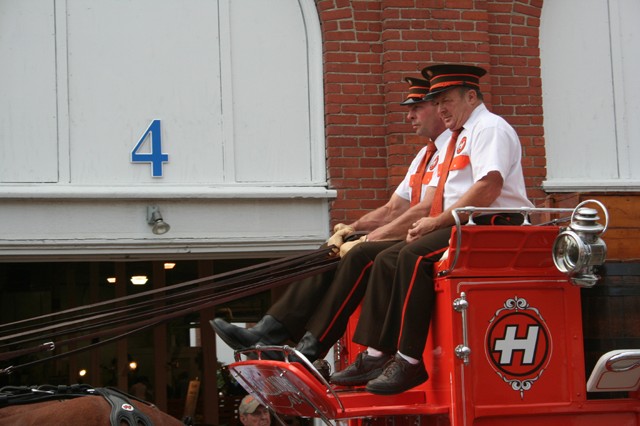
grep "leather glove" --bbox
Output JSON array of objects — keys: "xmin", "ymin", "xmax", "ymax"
[
  {"xmin": 333, "ymin": 223, "xmax": 354, "ymax": 233},
  {"xmin": 339, "ymin": 235, "xmax": 368, "ymax": 258},
  {"xmin": 327, "ymin": 225, "xmax": 355, "ymax": 249}
]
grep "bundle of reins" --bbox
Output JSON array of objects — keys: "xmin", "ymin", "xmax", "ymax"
[{"xmin": 0, "ymin": 246, "xmax": 339, "ymax": 374}]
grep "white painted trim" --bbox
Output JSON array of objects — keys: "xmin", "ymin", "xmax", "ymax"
[
  {"xmin": 0, "ymin": 239, "xmax": 327, "ymax": 261},
  {"xmin": 54, "ymin": 0, "xmax": 70, "ymax": 183},
  {"xmin": 299, "ymin": 0, "xmax": 326, "ymax": 182},
  {"xmin": 218, "ymin": 0, "xmax": 235, "ymax": 183},
  {"xmin": 542, "ymin": 179, "xmax": 640, "ymax": 192},
  {"xmin": 609, "ymin": 0, "xmax": 625, "ymax": 179},
  {"xmin": 0, "ymin": 185, "xmax": 337, "ymax": 200}
]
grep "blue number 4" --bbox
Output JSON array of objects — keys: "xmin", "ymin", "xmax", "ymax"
[{"xmin": 131, "ymin": 119, "xmax": 169, "ymax": 177}]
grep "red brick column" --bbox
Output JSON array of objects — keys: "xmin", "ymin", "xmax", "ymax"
[
  {"xmin": 487, "ymin": 0, "xmax": 545, "ymax": 204},
  {"xmin": 317, "ymin": 1, "xmax": 387, "ymax": 224},
  {"xmin": 317, "ymin": 0, "xmax": 546, "ymax": 227}
]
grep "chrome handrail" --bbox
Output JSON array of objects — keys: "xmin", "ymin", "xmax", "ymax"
[
  {"xmin": 438, "ymin": 206, "xmax": 577, "ymax": 277},
  {"xmin": 606, "ymin": 350, "xmax": 640, "ymax": 373}
]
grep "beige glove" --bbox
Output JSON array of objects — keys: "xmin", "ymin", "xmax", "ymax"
[
  {"xmin": 333, "ymin": 223, "xmax": 354, "ymax": 233},
  {"xmin": 339, "ymin": 235, "xmax": 368, "ymax": 258},
  {"xmin": 327, "ymin": 225, "xmax": 355, "ymax": 249}
]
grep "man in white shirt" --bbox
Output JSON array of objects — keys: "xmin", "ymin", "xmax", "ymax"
[
  {"xmin": 211, "ymin": 77, "xmax": 448, "ymax": 362},
  {"xmin": 331, "ymin": 64, "xmax": 534, "ymax": 394}
]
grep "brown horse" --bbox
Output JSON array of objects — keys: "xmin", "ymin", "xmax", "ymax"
[{"xmin": 0, "ymin": 385, "xmax": 185, "ymax": 426}]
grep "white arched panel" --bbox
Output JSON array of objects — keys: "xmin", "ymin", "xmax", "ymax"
[
  {"xmin": 1, "ymin": 0, "xmax": 326, "ymax": 188},
  {"xmin": 224, "ymin": 0, "xmax": 319, "ymax": 183},
  {"xmin": 0, "ymin": 0, "xmax": 333, "ymax": 259},
  {"xmin": 541, "ymin": 0, "xmax": 640, "ymax": 191},
  {"xmin": 66, "ymin": 0, "xmax": 224, "ymax": 185},
  {"xmin": 0, "ymin": 0, "xmax": 58, "ymax": 183}
]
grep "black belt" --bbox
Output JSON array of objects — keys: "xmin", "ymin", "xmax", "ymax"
[{"xmin": 473, "ymin": 212, "xmax": 524, "ymax": 226}]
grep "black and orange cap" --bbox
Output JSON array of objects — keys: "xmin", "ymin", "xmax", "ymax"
[
  {"xmin": 421, "ymin": 64, "xmax": 487, "ymax": 99},
  {"xmin": 400, "ymin": 77, "xmax": 430, "ymax": 105}
]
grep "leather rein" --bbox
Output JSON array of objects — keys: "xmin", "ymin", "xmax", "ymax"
[{"xmin": 0, "ymin": 246, "xmax": 339, "ymax": 374}]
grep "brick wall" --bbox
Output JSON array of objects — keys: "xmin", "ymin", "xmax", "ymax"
[{"xmin": 317, "ymin": 0, "xmax": 546, "ymax": 226}]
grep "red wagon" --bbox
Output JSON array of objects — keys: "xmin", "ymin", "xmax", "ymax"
[{"xmin": 229, "ymin": 201, "xmax": 640, "ymax": 426}]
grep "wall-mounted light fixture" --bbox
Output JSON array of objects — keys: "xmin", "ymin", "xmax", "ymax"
[{"xmin": 147, "ymin": 205, "xmax": 171, "ymax": 235}]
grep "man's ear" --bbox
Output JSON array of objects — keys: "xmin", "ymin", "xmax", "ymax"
[{"xmin": 465, "ymin": 88, "xmax": 479, "ymax": 105}]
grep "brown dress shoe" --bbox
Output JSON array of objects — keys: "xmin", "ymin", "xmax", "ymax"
[
  {"xmin": 330, "ymin": 351, "xmax": 392, "ymax": 386},
  {"xmin": 365, "ymin": 354, "xmax": 428, "ymax": 395}
]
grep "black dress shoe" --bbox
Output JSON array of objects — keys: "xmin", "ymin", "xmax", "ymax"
[
  {"xmin": 312, "ymin": 359, "xmax": 331, "ymax": 382},
  {"xmin": 330, "ymin": 351, "xmax": 392, "ymax": 386},
  {"xmin": 293, "ymin": 331, "xmax": 326, "ymax": 363},
  {"xmin": 246, "ymin": 332, "xmax": 328, "ymax": 373},
  {"xmin": 365, "ymin": 354, "xmax": 428, "ymax": 395},
  {"xmin": 253, "ymin": 332, "xmax": 325, "ymax": 363},
  {"xmin": 210, "ymin": 315, "xmax": 290, "ymax": 351}
]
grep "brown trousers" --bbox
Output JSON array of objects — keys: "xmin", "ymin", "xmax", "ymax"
[
  {"xmin": 352, "ymin": 214, "xmax": 522, "ymax": 358},
  {"xmin": 352, "ymin": 228, "xmax": 452, "ymax": 359},
  {"xmin": 267, "ymin": 241, "xmax": 398, "ymax": 345}
]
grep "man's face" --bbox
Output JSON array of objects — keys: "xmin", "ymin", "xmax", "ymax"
[
  {"xmin": 406, "ymin": 100, "xmax": 442, "ymax": 139},
  {"xmin": 240, "ymin": 406, "xmax": 271, "ymax": 426},
  {"xmin": 433, "ymin": 88, "xmax": 475, "ymax": 130}
]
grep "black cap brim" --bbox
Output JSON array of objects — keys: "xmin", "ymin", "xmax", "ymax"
[
  {"xmin": 400, "ymin": 97, "xmax": 427, "ymax": 106},
  {"xmin": 423, "ymin": 83, "xmax": 479, "ymax": 100}
]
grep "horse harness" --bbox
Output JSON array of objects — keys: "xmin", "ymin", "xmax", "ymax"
[
  {"xmin": 94, "ymin": 387, "xmax": 154, "ymax": 426},
  {"xmin": 0, "ymin": 384, "xmax": 154, "ymax": 426}
]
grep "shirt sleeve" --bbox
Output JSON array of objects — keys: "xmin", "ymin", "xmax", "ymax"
[{"xmin": 469, "ymin": 124, "xmax": 521, "ymax": 183}]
